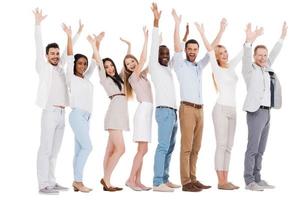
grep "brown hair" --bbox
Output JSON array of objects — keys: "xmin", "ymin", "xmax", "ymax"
[
  {"xmin": 254, "ymin": 45, "xmax": 268, "ymax": 55},
  {"xmin": 123, "ymin": 54, "xmax": 139, "ymax": 99}
]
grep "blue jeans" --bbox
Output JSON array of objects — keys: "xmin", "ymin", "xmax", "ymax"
[
  {"xmin": 153, "ymin": 107, "xmax": 178, "ymax": 186},
  {"xmin": 69, "ymin": 108, "xmax": 92, "ymax": 181}
]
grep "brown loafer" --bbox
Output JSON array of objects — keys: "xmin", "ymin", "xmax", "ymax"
[
  {"xmin": 193, "ymin": 180, "xmax": 211, "ymax": 189},
  {"xmin": 182, "ymin": 182, "xmax": 202, "ymax": 192}
]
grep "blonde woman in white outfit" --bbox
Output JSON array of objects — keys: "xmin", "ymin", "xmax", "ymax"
[
  {"xmin": 123, "ymin": 27, "xmax": 153, "ymax": 191},
  {"xmin": 196, "ymin": 19, "xmax": 242, "ymax": 190}
]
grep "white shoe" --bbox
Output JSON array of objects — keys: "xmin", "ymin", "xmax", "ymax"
[
  {"xmin": 153, "ymin": 184, "xmax": 174, "ymax": 192},
  {"xmin": 53, "ymin": 183, "xmax": 69, "ymax": 191},
  {"xmin": 166, "ymin": 181, "xmax": 181, "ymax": 188},
  {"xmin": 245, "ymin": 182, "xmax": 264, "ymax": 191},
  {"xmin": 39, "ymin": 187, "xmax": 59, "ymax": 195},
  {"xmin": 257, "ymin": 180, "xmax": 275, "ymax": 189}
]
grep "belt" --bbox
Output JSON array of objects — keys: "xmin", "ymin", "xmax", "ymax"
[
  {"xmin": 109, "ymin": 93, "xmax": 125, "ymax": 99},
  {"xmin": 260, "ymin": 106, "xmax": 271, "ymax": 110},
  {"xmin": 156, "ymin": 106, "xmax": 177, "ymax": 111},
  {"xmin": 181, "ymin": 101, "xmax": 203, "ymax": 109}
]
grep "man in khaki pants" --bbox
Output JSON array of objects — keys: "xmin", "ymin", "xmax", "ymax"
[{"xmin": 171, "ymin": 9, "xmax": 213, "ymax": 192}]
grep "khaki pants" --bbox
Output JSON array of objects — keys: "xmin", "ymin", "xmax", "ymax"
[{"xmin": 179, "ymin": 104, "xmax": 203, "ymax": 185}]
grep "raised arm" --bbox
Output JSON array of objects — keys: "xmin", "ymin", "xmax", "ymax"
[
  {"xmin": 195, "ymin": 22, "xmax": 212, "ymax": 51},
  {"xmin": 268, "ymin": 22, "xmax": 287, "ymax": 66},
  {"xmin": 134, "ymin": 27, "xmax": 149, "ymax": 76},
  {"xmin": 182, "ymin": 23, "xmax": 189, "ymax": 42},
  {"xmin": 62, "ymin": 24, "xmax": 73, "ymax": 56},
  {"xmin": 242, "ymin": 23, "xmax": 264, "ymax": 76},
  {"xmin": 88, "ymin": 32, "xmax": 106, "ymax": 81},
  {"xmin": 210, "ymin": 18, "xmax": 227, "ymax": 48},
  {"xmin": 149, "ymin": 2, "xmax": 162, "ymax": 70},
  {"xmin": 172, "ymin": 9, "xmax": 182, "ymax": 52},
  {"xmin": 62, "ymin": 24, "xmax": 74, "ymax": 86},
  {"xmin": 139, "ymin": 27, "xmax": 149, "ymax": 67},
  {"xmin": 120, "ymin": 37, "xmax": 131, "ymax": 55},
  {"xmin": 61, "ymin": 20, "xmax": 84, "ymax": 66},
  {"xmin": 33, "ymin": 8, "xmax": 47, "ymax": 73}
]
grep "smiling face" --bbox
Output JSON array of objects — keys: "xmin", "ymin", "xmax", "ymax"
[
  {"xmin": 159, "ymin": 46, "xmax": 170, "ymax": 66},
  {"xmin": 46, "ymin": 48, "xmax": 60, "ymax": 66},
  {"xmin": 254, "ymin": 46, "xmax": 268, "ymax": 67},
  {"xmin": 215, "ymin": 46, "xmax": 228, "ymax": 67},
  {"xmin": 124, "ymin": 57, "xmax": 138, "ymax": 72},
  {"xmin": 185, "ymin": 43, "xmax": 199, "ymax": 63},
  {"xmin": 104, "ymin": 60, "xmax": 116, "ymax": 76},
  {"xmin": 75, "ymin": 57, "xmax": 88, "ymax": 77}
]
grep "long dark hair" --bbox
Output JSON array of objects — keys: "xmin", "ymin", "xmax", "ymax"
[
  {"xmin": 74, "ymin": 54, "xmax": 88, "ymax": 75},
  {"xmin": 102, "ymin": 57, "xmax": 124, "ymax": 91}
]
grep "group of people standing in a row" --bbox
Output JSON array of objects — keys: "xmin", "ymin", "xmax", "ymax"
[{"xmin": 33, "ymin": 2, "xmax": 287, "ymax": 195}]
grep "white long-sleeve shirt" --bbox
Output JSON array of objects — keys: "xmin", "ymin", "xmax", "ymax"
[
  {"xmin": 148, "ymin": 27, "xmax": 177, "ymax": 109},
  {"xmin": 66, "ymin": 56, "xmax": 96, "ymax": 113},
  {"xmin": 208, "ymin": 49, "xmax": 243, "ymax": 107},
  {"xmin": 34, "ymin": 25, "xmax": 80, "ymax": 109}
]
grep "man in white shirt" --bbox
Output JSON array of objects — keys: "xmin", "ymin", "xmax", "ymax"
[
  {"xmin": 149, "ymin": 3, "xmax": 181, "ymax": 192},
  {"xmin": 33, "ymin": 8, "xmax": 82, "ymax": 195},
  {"xmin": 242, "ymin": 22, "xmax": 287, "ymax": 191}
]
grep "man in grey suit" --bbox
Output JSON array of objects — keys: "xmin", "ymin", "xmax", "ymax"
[{"xmin": 242, "ymin": 22, "xmax": 288, "ymax": 191}]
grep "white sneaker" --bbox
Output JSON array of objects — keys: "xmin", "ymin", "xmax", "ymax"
[
  {"xmin": 245, "ymin": 182, "xmax": 264, "ymax": 191},
  {"xmin": 153, "ymin": 183, "xmax": 174, "ymax": 192},
  {"xmin": 53, "ymin": 183, "xmax": 69, "ymax": 191},
  {"xmin": 165, "ymin": 181, "xmax": 181, "ymax": 188},
  {"xmin": 257, "ymin": 180, "xmax": 275, "ymax": 189},
  {"xmin": 39, "ymin": 187, "xmax": 59, "ymax": 195}
]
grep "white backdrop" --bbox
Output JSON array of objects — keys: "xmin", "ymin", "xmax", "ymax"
[{"xmin": 0, "ymin": 0, "xmax": 299, "ymax": 199}]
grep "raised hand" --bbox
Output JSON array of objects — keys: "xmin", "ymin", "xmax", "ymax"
[
  {"xmin": 143, "ymin": 26, "xmax": 149, "ymax": 38},
  {"xmin": 120, "ymin": 37, "xmax": 131, "ymax": 46},
  {"xmin": 77, "ymin": 20, "xmax": 84, "ymax": 34},
  {"xmin": 151, "ymin": 2, "xmax": 162, "ymax": 21},
  {"xmin": 172, "ymin": 9, "xmax": 182, "ymax": 24},
  {"xmin": 220, "ymin": 18, "xmax": 227, "ymax": 33},
  {"xmin": 183, "ymin": 23, "xmax": 189, "ymax": 42},
  {"xmin": 94, "ymin": 32, "xmax": 105, "ymax": 43},
  {"xmin": 245, "ymin": 23, "xmax": 263, "ymax": 43},
  {"xmin": 62, "ymin": 23, "xmax": 72, "ymax": 37},
  {"xmin": 195, "ymin": 22, "xmax": 205, "ymax": 35},
  {"xmin": 33, "ymin": 7, "xmax": 47, "ymax": 25},
  {"xmin": 87, "ymin": 35, "xmax": 96, "ymax": 46},
  {"xmin": 281, "ymin": 21, "xmax": 288, "ymax": 39}
]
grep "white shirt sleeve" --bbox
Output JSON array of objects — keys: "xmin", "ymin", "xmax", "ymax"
[
  {"xmin": 34, "ymin": 25, "xmax": 45, "ymax": 73},
  {"xmin": 84, "ymin": 59, "xmax": 96, "ymax": 79},
  {"xmin": 66, "ymin": 55, "xmax": 74, "ymax": 86},
  {"xmin": 149, "ymin": 27, "xmax": 160, "ymax": 74},
  {"xmin": 228, "ymin": 48, "xmax": 243, "ymax": 69}
]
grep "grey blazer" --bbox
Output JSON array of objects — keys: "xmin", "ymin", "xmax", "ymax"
[{"xmin": 242, "ymin": 40, "xmax": 283, "ymax": 112}]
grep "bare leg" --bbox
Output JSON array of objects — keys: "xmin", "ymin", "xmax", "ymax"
[
  {"xmin": 127, "ymin": 142, "xmax": 148, "ymax": 188},
  {"xmin": 103, "ymin": 130, "xmax": 125, "ymax": 187}
]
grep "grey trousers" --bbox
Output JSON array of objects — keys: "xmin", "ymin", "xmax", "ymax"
[{"xmin": 244, "ymin": 108, "xmax": 270, "ymax": 185}]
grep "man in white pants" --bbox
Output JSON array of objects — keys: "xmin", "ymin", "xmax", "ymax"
[{"xmin": 33, "ymin": 8, "xmax": 82, "ymax": 195}]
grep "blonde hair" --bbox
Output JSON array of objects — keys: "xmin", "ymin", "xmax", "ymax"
[
  {"xmin": 123, "ymin": 54, "xmax": 139, "ymax": 99},
  {"xmin": 214, "ymin": 45, "xmax": 226, "ymax": 66}
]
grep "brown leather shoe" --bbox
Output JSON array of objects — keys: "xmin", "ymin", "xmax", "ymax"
[
  {"xmin": 182, "ymin": 182, "xmax": 202, "ymax": 192},
  {"xmin": 100, "ymin": 179, "xmax": 117, "ymax": 192},
  {"xmin": 193, "ymin": 180, "xmax": 211, "ymax": 189}
]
